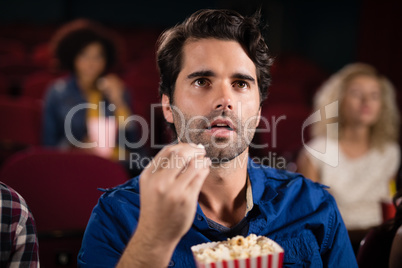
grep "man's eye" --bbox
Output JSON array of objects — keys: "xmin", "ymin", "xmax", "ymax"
[
  {"xmin": 194, "ymin": 79, "xmax": 209, "ymax": 87},
  {"xmin": 234, "ymin": 81, "xmax": 249, "ymax": 89}
]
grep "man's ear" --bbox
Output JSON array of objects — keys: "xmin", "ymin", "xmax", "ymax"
[{"xmin": 162, "ymin": 94, "xmax": 174, "ymax": 123}]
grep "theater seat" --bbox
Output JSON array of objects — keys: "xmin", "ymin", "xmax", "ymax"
[
  {"xmin": 0, "ymin": 148, "xmax": 129, "ymax": 267},
  {"xmin": 0, "ymin": 73, "xmax": 10, "ymax": 96},
  {"xmin": 356, "ymin": 220, "xmax": 396, "ymax": 267},
  {"xmin": 22, "ymin": 71, "xmax": 62, "ymax": 100},
  {"xmin": 0, "ymin": 96, "xmax": 43, "ymax": 165},
  {"xmin": 0, "ymin": 96, "xmax": 42, "ymax": 145},
  {"xmin": 389, "ymin": 225, "xmax": 402, "ymax": 268},
  {"xmin": 252, "ymin": 103, "xmax": 311, "ymax": 164}
]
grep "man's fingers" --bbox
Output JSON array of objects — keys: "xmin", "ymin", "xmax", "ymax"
[{"xmin": 145, "ymin": 143, "xmax": 206, "ymax": 176}]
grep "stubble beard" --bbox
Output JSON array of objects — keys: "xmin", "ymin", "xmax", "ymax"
[{"xmin": 172, "ymin": 109, "xmax": 258, "ymax": 163}]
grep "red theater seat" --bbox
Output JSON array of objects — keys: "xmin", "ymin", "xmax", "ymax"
[
  {"xmin": 0, "ymin": 96, "xmax": 43, "ymax": 165},
  {"xmin": 0, "ymin": 96, "xmax": 42, "ymax": 146},
  {"xmin": 253, "ymin": 104, "xmax": 311, "ymax": 162},
  {"xmin": 0, "ymin": 149, "xmax": 129, "ymax": 267},
  {"xmin": 0, "ymin": 38, "xmax": 26, "ymax": 67},
  {"xmin": 0, "ymin": 96, "xmax": 42, "ymax": 145},
  {"xmin": 22, "ymin": 71, "xmax": 61, "ymax": 100},
  {"xmin": 0, "ymin": 73, "xmax": 10, "ymax": 96}
]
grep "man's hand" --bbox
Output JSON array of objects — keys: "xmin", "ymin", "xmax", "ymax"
[
  {"xmin": 138, "ymin": 143, "xmax": 210, "ymax": 243},
  {"xmin": 117, "ymin": 143, "xmax": 210, "ymax": 267}
]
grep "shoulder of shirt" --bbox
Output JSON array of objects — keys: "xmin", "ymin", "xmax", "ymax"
[
  {"xmin": 97, "ymin": 176, "xmax": 141, "ymax": 203},
  {"xmin": 381, "ymin": 142, "xmax": 400, "ymax": 154},
  {"xmin": 1, "ymin": 182, "xmax": 25, "ymax": 203},
  {"xmin": 249, "ymin": 160, "xmax": 331, "ymax": 194},
  {"xmin": 46, "ymin": 76, "xmax": 74, "ymax": 97},
  {"xmin": 249, "ymin": 159, "xmax": 303, "ymax": 181},
  {"xmin": 0, "ymin": 182, "xmax": 30, "ymax": 217}
]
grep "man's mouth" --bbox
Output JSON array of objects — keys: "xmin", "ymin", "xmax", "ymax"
[{"xmin": 207, "ymin": 119, "xmax": 235, "ymax": 131}]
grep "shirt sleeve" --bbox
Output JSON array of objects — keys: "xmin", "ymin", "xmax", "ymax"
[
  {"xmin": 12, "ymin": 197, "xmax": 40, "ymax": 267},
  {"xmin": 0, "ymin": 184, "xmax": 39, "ymax": 267},
  {"xmin": 321, "ymin": 194, "xmax": 358, "ymax": 268},
  {"xmin": 78, "ymin": 191, "xmax": 140, "ymax": 267}
]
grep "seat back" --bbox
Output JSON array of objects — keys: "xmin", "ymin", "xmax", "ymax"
[
  {"xmin": 0, "ymin": 148, "xmax": 129, "ymax": 232},
  {"xmin": 21, "ymin": 71, "xmax": 55, "ymax": 100},
  {"xmin": 0, "ymin": 96, "xmax": 43, "ymax": 146},
  {"xmin": 0, "ymin": 148, "xmax": 129, "ymax": 267},
  {"xmin": 0, "ymin": 73, "xmax": 10, "ymax": 96},
  {"xmin": 252, "ymin": 104, "xmax": 311, "ymax": 162},
  {"xmin": 356, "ymin": 221, "xmax": 397, "ymax": 267}
]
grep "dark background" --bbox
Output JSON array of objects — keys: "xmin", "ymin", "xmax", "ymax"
[
  {"xmin": 1, "ymin": 0, "xmax": 401, "ymax": 88},
  {"xmin": 0, "ymin": 0, "xmax": 361, "ymax": 72},
  {"xmin": 1, "ymin": 0, "xmax": 401, "ymax": 162}
]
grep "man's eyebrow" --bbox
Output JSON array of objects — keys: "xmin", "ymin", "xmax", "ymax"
[
  {"xmin": 186, "ymin": 70, "xmax": 256, "ymax": 84},
  {"xmin": 232, "ymin": 73, "xmax": 256, "ymax": 84},
  {"xmin": 187, "ymin": 70, "xmax": 215, "ymax": 79}
]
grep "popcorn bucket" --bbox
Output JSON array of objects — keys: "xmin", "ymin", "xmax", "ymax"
[{"xmin": 191, "ymin": 238, "xmax": 284, "ymax": 268}]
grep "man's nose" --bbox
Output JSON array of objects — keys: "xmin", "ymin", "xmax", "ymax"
[{"xmin": 212, "ymin": 84, "xmax": 234, "ymax": 111}]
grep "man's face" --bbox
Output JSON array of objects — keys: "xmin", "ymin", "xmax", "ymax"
[{"xmin": 162, "ymin": 38, "xmax": 261, "ymax": 162}]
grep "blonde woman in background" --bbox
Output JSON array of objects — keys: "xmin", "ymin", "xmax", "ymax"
[{"xmin": 297, "ymin": 63, "xmax": 400, "ymax": 230}]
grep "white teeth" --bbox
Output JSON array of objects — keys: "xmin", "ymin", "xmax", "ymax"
[{"xmin": 216, "ymin": 124, "xmax": 227, "ymax": 127}]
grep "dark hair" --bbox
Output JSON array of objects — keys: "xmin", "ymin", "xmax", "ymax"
[
  {"xmin": 157, "ymin": 9, "xmax": 273, "ymax": 106},
  {"xmin": 51, "ymin": 19, "xmax": 117, "ymax": 73}
]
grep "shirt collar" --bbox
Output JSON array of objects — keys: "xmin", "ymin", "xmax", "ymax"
[
  {"xmin": 245, "ymin": 173, "xmax": 253, "ymax": 215},
  {"xmin": 195, "ymin": 157, "xmax": 279, "ymax": 225},
  {"xmin": 247, "ymin": 157, "xmax": 278, "ymax": 205}
]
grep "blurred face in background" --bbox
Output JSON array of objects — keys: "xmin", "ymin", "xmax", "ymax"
[
  {"xmin": 341, "ymin": 75, "xmax": 382, "ymax": 127},
  {"xmin": 74, "ymin": 42, "xmax": 106, "ymax": 84}
]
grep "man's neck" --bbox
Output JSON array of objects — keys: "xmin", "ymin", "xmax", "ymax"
[{"xmin": 198, "ymin": 150, "xmax": 249, "ymax": 228}]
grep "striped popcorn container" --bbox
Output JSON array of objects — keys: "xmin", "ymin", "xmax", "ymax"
[{"xmin": 191, "ymin": 239, "xmax": 284, "ymax": 268}]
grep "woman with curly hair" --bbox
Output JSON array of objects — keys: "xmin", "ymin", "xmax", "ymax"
[
  {"xmin": 42, "ymin": 19, "xmax": 145, "ymax": 176},
  {"xmin": 297, "ymin": 63, "xmax": 400, "ymax": 230}
]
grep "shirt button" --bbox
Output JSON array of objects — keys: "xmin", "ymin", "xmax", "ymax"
[
  {"xmin": 196, "ymin": 214, "xmax": 203, "ymax": 221},
  {"xmin": 168, "ymin": 260, "xmax": 175, "ymax": 266}
]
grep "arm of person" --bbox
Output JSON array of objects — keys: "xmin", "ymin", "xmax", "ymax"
[
  {"xmin": 13, "ymin": 202, "xmax": 39, "ymax": 266},
  {"xmin": 117, "ymin": 143, "xmax": 210, "ymax": 267},
  {"xmin": 296, "ymin": 149, "xmax": 320, "ymax": 183},
  {"xmin": 78, "ymin": 143, "xmax": 210, "ymax": 267},
  {"xmin": 116, "ymin": 223, "xmax": 180, "ymax": 268}
]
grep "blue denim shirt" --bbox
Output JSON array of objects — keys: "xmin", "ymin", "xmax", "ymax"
[{"xmin": 78, "ymin": 158, "xmax": 358, "ymax": 267}]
